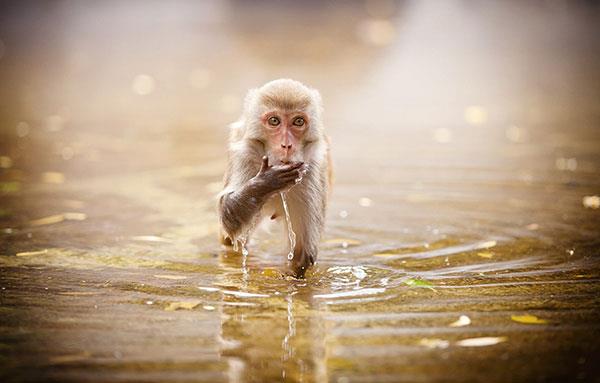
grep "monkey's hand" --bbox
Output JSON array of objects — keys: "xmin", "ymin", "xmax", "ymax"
[{"xmin": 250, "ymin": 156, "xmax": 305, "ymax": 196}]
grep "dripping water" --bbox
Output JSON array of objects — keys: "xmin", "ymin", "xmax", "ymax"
[{"xmin": 280, "ymin": 192, "xmax": 297, "ymax": 261}]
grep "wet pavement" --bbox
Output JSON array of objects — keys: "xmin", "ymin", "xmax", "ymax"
[{"xmin": 1, "ymin": 1, "xmax": 600, "ymax": 382}]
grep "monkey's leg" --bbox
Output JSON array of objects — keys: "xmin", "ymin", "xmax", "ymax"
[
  {"xmin": 285, "ymin": 191, "xmax": 323, "ymax": 278},
  {"xmin": 219, "ymin": 229, "xmax": 233, "ymax": 246}
]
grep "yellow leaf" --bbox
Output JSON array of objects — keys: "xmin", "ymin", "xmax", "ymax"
[
  {"xmin": 456, "ymin": 337, "xmax": 507, "ymax": 347},
  {"xmin": 16, "ymin": 249, "xmax": 49, "ymax": 257},
  {"xmin": 511, "ymin": 314, "xmax": 547, "ymax": 324},
  {"xmin": 164, "ymin": 301, "xmax": 201, "ymax": 311},
  {"xmin": 63, "ymin": 212, "xmax": 87, "ymax": 221},
  {"xmin": 132, "ymin": 235, "xmax": 173, "ymax": 243},
  {"xmin": 49, "ymin": 351, "xmax": 91, "ymax": 364},
  {"xmin": 418, "ymin": 338, "xmax": 449, "ymax": 349},
  {"xmin": 372, "ymin": 252, "xmax": 397, "ymax": 258},
  {"xmin": 583, "ymin": 195, "xmax": 600, "ymax": 209},
  {"xmin": 42, "ymin": 172, "xmax": 65, "ymax": 184},
  {"xmin": 478, "ymin": 240, "xmax": 497, "ymax": 249},
  {"xmin": 261, "ymin": 268, "xmax": 280, "ymax": 278},
  {"xmin": 30, "ymin": 214, "xmax": 65, "ymax": 226},
  {"xmin": 58, "ymin": 292, "xmax": 101, "ymax": 296},
  {"xmin": 477, "ymin": 251, "xmax": 493, "ymax": 259},
  {"xmin": 449, "ymin": 315, "xmax": 471, "ymax": 327},
  {"xmin": 154, "ymin": 274, "xmax": 188, "ymax": 280}
]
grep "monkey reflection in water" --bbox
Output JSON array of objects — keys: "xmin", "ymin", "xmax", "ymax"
[{"xmin": 218, "ymin": 79, "xmax": 332, "ymax": 278}]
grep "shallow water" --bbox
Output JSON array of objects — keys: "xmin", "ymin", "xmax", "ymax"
[{"xmin": 1, "ymin": 1, "xmax": 600, "ymax": 382}]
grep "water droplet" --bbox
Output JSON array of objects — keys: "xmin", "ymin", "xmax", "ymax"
[{"xmin": 280, "ymin": 192, "xmax": 296, "ymax": 260}]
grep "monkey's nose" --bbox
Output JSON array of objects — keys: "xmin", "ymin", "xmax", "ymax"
[{"xmin": 281, "ymin": 143, "xmax": 292, "ymax": 149}]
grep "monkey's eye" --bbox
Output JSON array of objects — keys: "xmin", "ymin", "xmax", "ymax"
[
  {"xmin": 292, "ymin": 117, "xmax": 305, "ymax": 127},
  {"xmin": 268, "ymin": 116, "xmax": 280, "ymax": 126}
]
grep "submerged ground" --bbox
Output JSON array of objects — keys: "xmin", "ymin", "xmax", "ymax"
[{"xmin": 1, "ymin": 1, "xmax": 599, "ymax": 382}]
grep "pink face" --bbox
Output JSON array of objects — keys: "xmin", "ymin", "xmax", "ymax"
[{"xmin": 262, "ymin": 110, "xmax": 308, "ymax": 164}]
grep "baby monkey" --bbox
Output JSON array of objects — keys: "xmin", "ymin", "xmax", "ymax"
[{"xmin": 218, "ymin": 79, "xmax": 331, "ymax": 278}]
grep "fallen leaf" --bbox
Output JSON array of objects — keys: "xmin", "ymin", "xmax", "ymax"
[
  {"xmin": 16, "ymin": 249, "xmax": 49, "ymax": 257},
  {"xmin": 456, "ymin": 337, "xmax": 507, "ymax": 347},
  {"xmin": 29, "ymin": 212, "xmax": 86, "ymax": 226},
  {"xmin": 42, "ymin": 172, "xmax": 65, "ymax": 184},
  {"xmin": 511, "ymin": 314, "xmax": 547, "ymax": 324},
  {"xmin": 477, "ymin": 251, "xmax": 493, "ymax": 259},
  {"xmin": 132, "ymin": 235, "xmax": 173, "ymax": 243},
  {"xmin": 30, "ymin": 214, "xmax": 65, "ymax": 226},
  {"xmin": 153, "ymin": 274, "xmax": 188, "ymax": 280},
  {"xmin": 403, "ymin": 278, "xmax": 436, "ymax": 291},
  {"xmin": 58, "ymin": 291, "xmax": 101, "ymax": 296},
  {"xmin": 478, "ymin": 240, "xmax": 497, "ymax": 249},
  {"xmin": 449, "ymin": 315, "xmax": 471, "ymax": 327},
  {"xmin": 418, "ymin": 338, "xmax": 449, "ymax": 349},
  {"xmin": 372, "ymin": 252, "xmax": 398, "ymax": 258},
  {"xmin": 358, "ymin": 197, "xmax": 372, "ymax": 207},
  {"xmin": 164, "ymin": 300, "xmax": 201, "ymax": 311},
  {"xmin": 49, "ymin": 351, "xmax": 90, "ymax": 364},
  {"xmin": 0, "ymin": 181, "xmax": 20, "ymax": 194},
  {"xmin": 582, "ymin": 195, "xmax": 600, "ymax": 209},
  {"xmin": 261, "ymin": 268, "xmax": 280, "ymax": 278},
  {"xmin": 63, "ymin": 212, "xmax": 87, "ymax": 221}
]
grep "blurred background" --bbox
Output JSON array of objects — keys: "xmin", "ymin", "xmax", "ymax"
[{"xmin": 1, "ymin": 1, "xmax": 600, "ymax": 382}]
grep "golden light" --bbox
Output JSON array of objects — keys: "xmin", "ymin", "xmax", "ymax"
[
  {"xmin": 358, "ymin": 197, "xmax": 373, "ymax": 207},
  {"xmin": 0, "ymin": 156, "xmax": 13, "ymax": 169},
  {"xmin": 433, "ymin": 127, "xmax": 452, "ymax": 143},
  {"xmin": 131, "ymin": 74, "xmax": 155, "ymax": 95},
  {"xmin": 582, "ymin": 195, "xmax": 599, "ymax": 209},
  {"xmin": 42, "ymin": 171, "xmax": 65, "ymax": 184},
  {"xmin": 464, "ymin": 106, "xmax": 488, "ymax": 126}
]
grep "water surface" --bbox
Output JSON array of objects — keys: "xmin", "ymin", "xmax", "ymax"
[{"xmin": 1, "ymin": 1, "xmax": 599, "ymax": 382}]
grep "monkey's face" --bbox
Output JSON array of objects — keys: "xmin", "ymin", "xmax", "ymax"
[{"xmin": 261, "ymin": 110, "xmax": 308, "ymax": 164}]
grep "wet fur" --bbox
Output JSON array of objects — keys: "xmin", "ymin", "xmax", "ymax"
[{"xmin": 218, "ymin": 79, "xmax": 330, "ymax": 276}]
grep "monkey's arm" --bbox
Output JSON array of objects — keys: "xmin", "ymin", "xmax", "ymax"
[{"xmin": 219, "ymin": 156, "xmax": 304, "ymax": 242}]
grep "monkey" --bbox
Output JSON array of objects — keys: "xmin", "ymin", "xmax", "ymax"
[{"xmin": 217, "ymin": 79, "xmax": 331, "ymax": 278}]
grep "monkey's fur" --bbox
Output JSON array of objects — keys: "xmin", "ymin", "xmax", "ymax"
[{"xmin": 218, "ymin": 79, "xmax": 331, "ymax": 278}]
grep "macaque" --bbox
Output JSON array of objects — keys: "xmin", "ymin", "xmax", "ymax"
[{"xmin": 218, "ymin": 79, "xmax": 331, "ymax": 278}]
